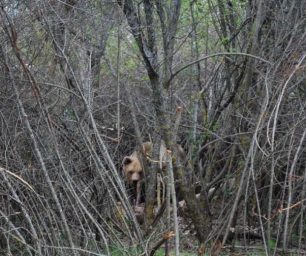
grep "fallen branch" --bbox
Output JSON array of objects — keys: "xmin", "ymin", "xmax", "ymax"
[{"xmin": 149, "ymin": 231, "xmax": 175, "ymax": 256}]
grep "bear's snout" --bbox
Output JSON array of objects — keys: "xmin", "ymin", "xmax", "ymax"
[{"xmin": 130, "ymin": 171, "xmax": 141, "ymax": 181}]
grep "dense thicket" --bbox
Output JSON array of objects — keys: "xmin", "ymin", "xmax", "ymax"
[{"xmin": 0, "ymin": 0, "xmax": 305, "ymax": 255}]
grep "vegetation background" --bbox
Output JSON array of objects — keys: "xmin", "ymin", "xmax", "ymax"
[{"xmin": 0, "ymin": 0, "xmax": 305, "ymax": 255}]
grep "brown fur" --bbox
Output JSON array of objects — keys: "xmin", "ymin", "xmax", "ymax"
[
  {"xmin": 122, "ymin": 154, "xmax": 143, "ymax": 183},
  {"xmin": 122, "ymin": 142, "xmax": 152, "ymax": 184},
  {"xmin": 122, "ymin": 142, "xmax": 154, "ymax": 206},
  {"xmin": 122, "ymin": 141, "xmax": 187, "ymax": 212}
]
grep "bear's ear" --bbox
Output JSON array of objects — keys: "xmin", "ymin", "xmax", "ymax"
[
  {"xmin": 122, "ymin": 157, "xmax": 132, "ymax": 165},
  {"xmin": 142, "ymin": 142, "xmax": 152, "ymax": 156}
]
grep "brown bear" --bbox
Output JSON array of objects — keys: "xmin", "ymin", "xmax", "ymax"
[
  {"xmin": 122, "ymin": 141, "xmax": 152, "ymax": 184},
  {"xmin": 122, "ymin": 141, "xmax": 166, "ymax": 207},
  {"xmin": 122, "ymin": 142, "xmax": 153, "ymax": 206}
]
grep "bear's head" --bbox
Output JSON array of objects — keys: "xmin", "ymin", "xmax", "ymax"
[
  {"xmin": 122, "ymin": 155, "xmax": 143, "ymax": 184},
  {"xmin": 122, "ymin": 142, "xmax": 152, "ymax": 184}
]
